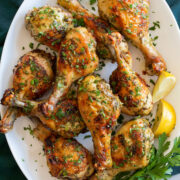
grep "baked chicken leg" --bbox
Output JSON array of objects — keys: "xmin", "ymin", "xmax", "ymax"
[
  {"xmin": 25, "ymin": 6, "xmax": 73, "ymax": 51},
  {"xmin": 42, "ymin": 27, "xmax": 99, "ymax": 117},
  {"xmin": 1, "ymin": 89, "xmax": 85, "ymax": 138},
  {"xmin": 98, "ymin": 0, "xmax": 167, "ymax": 75},
  {"xmin": 91, "ymin": 118, "xmax": 154, "ymax": 180},
  {"xmin": 0, "ymin": 49, "xmax": 55, "ymax": 133},
  {"xmin": 108, "ymin": 33, "xmax": 153, "ymax": 116},
  {"xmin": 78, "ymin": 75, "xmax": 121, "ymax": 171},
  {"xmin": 33, "ymin": 121, "xmax": 94, "ymax": 179}
]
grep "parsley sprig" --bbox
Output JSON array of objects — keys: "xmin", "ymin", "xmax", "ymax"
[{"xmin": 114, "ymin": 133, "xmax": 180, "ymax": 180}]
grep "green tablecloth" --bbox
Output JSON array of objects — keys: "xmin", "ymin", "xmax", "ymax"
[{"xmin": 0, "ymin": 0, "xmax": 179, "ymax": 179}]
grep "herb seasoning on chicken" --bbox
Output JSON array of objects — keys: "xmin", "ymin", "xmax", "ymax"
[
  {"xmin": 33, "ymin": 122, "xmax": 94, "ymax": 179},
  {"xmin": 78, "ymin": 75, "xmax": 121, "ymax": 171},
  {"xmin": 0, "ymin": 49, "xmax": 55, "ymax": 133},
  {"xmin": 25, "ymin": 6, "xmax": 73, "ymax": 51}
]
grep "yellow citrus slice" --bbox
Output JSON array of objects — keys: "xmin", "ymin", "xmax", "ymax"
[
  {"xmin": 152, "ymin": 71, "xmax": 176, "ymax": 103},
  {"xmin": 153, "ymin": 99, "xmax": 176, "ymax": 137}
]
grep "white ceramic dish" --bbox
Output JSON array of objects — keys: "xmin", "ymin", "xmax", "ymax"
[{"xmin": 0, "ymin": 0, "xmax": 180, "ymax": 179}]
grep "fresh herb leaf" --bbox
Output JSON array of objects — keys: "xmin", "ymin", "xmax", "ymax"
[
  {"xmin": 29, "ymin": 42, "xmax": 34, "ymax": 49},
  {"xmin": 72, "ymin": 18, "xmax": 85, "ymax": 27},
  {"xmin": 24, "ymin": 125, "xmax": 33, "ymax": 135},
  {"xmin": 56, "ymin": 108, "xmax": 65, "ymax": 119},
  {"xmin": 149, "ymin": 21, "xmax": 160, "ymax": 31},
  {"xmin": 150, "ymin": 79, "xmax": 155, "ymax": 85},
  {"xmin": 84, "ymin": 135, "xmax": 91, "ymax": 139},
  {"xmin": 90, "ymin": 0, "xmax": 96, "ymax": 5}
]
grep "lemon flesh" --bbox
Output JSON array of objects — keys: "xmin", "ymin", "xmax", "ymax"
[
  {"xmin": 152, "ymin": 71, "xmax": 176, "ymax": 103},
  {"xmin": 153, "ymin": 99, "xmax": 176, "ymax": 137}
]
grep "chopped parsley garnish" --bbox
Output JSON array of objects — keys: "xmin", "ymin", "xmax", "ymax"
[
  {"xmin": 126, "ymin": 29, "xmax": 132, "ymax": 34},
  {"xmin": 72, "ymin": 18, "xmax": 85, "ymax": 27},
  {"xmin": 29, "ymin": 42, "xmax": 34, "ymax": 49},
  {"xmin": 149, "ymin": 21, "xmax": 160, "ymax": 31},
  {"xmin": 150, "ymin": 79, "xmax": 155, "ymax": 85},
  {"xmin": 24, "ymin": 125, "xmax": 33, "ymax": 135},
  {"xmin": 56, "ymin": 108, "xmax": 65, "ymax": 119},
  {"xmin": 30, "ymin": 78, "xmax": 39, "ymax": 86},
  {"xmin": 84, "ymin": 135, "xmax": 91, "ymax": 139},
  {"xmin": 96, "ymin": 60, "xmax": 105, "ymax": 71},
  {"xmin": 90, "ymin": 0, "xmax": 96, "ymax": 5}
]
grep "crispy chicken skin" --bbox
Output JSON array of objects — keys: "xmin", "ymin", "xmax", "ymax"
[
  {"xmin": 110, "ymin": 67, "xmax": 153, "ymax": 116},
  {"xmin": 33, "ymin": 123, "xmax": 94, "ymax": 179},
  {"xmin": 25, "ymin": 6, "xmax": 73, "ymax": 51},
  {"xmin": 0, "ymin": 49, "xmax": 55, "ymax": 133},
  {"xmin": 57, "ymin": 0, "xmax": 132, "ymax": 65},
  {"xmin": 105, "ymin": 31, "xmax": 153, "ymax": 116},
  {"xmin": 91, "ymin": 119, "xmax": 154, "ymax": 180},
  {"xmin": 98, "ymin": 0, "xmax": 166, "ymax": 75},
  {"xmin": 42, "ymin": 27, "xmax": 99, "ymax": 117},
  {"xmin": 78, "ymin": 75, "xmax": 121, "ymax": 171},
  {"xmin": 1, "ymin": 89, "xmax": 85, "ymax": 138}
]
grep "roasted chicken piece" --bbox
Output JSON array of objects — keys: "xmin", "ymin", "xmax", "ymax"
[
  {"xmin": 57, "ymin": 0, "xmax": 132, "ymax": 65},
  {"xmin": 1, "ymin": 89, "xmax": 85, "ymax": 138},
  {"xmin": 42, "ymin": 27, "xmax": 99, "ymax": 117},
  {"xmin": 98, "ymin": 0, "xmax": 167, "ymax": 75},
  {"xmin": 25, "ymin": 6, "xmax": 73, "ymax": 51},
  {"xmin": 108, "ymin": 32, "xmax": 153, "ymax": 116},
  {"xmin": 97, "ymin": 29, "xmax": 153, "ymax": 117},
  {"xmin": 110, "ymin": 67, "xmax": 152, "ymax": 116},
  {"xmin": 91, "ymin": 118, "xmax": 154, "ymax": 180},
  {"xmin": 78, "ymin": 75, "xmax": 121, "ymax": 171},
  {"xmin": 0, "ymin": 49, "xmax": 55, "ymax": 133},
  {"xmin": 13, "ymin": 49, "xmax": 55, "ymax": 99},
  {"xmin": 33, "ymin": 121, "xmax": 94, "ymax": 179}
]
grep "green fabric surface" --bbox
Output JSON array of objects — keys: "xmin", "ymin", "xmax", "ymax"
[{"xmin": 0, "ymin": 0, "xmax": 179, "ymax": 180}]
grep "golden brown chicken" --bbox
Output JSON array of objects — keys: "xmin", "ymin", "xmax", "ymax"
[
  {"xmin": 42, "ymin": 27, "xmax": 99, "ymax": 117},
  {"xmin": 57, "ymin": 0, "xmax": 132, "ymax": 65},
  {"xmin": 98, "ymin": 0, "xmax": 167, "ymax": 75},
  {"xmin": 106, "ymin": 32, "xmax": 153, "ymax": 116},
  {"xmin": 110, "ymin": 67, "xmax": 153, "ymax": 116},
  {"xmin": 25, "ymin": 6, "xmax": 73, "ymax": 51},
  {"xmin": 13, "ymin": 49, "xmax": 55, "ymax": 99},
  {"xmin": 91, "ymin": 118, "xmax": 154, "ymax": 180},
  {"xmin": 78, "ymin": 75, "xmax": 121, "ymax": 171},
  {"xmin": 33, "ymin": 121, "xmax": 94, "ymax": 179},
  {"xmin": 0, "ymin": 49, "xmax": 55, "ymax": 133},
  {"xmin": 1, "ymin": 89, "xmax": 85, "ymax": 138}
]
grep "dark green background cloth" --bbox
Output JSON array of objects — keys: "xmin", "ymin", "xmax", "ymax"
[{"xmin": 0, "ymin": 0, "xmax": 179, "ymax": 179}]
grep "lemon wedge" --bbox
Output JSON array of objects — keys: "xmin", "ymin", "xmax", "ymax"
[
  {"xmin": 153, "ymin": 99, "xmax": 176, "ymax": 137},
  {"xmin": 152, "ymin": 71, "xmax": 176, "ymax": 103}
]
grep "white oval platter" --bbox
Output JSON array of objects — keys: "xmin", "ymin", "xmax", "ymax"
[{"xmin": 0, "ymin": 0, "xmax": 180, "ymax": 179}]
